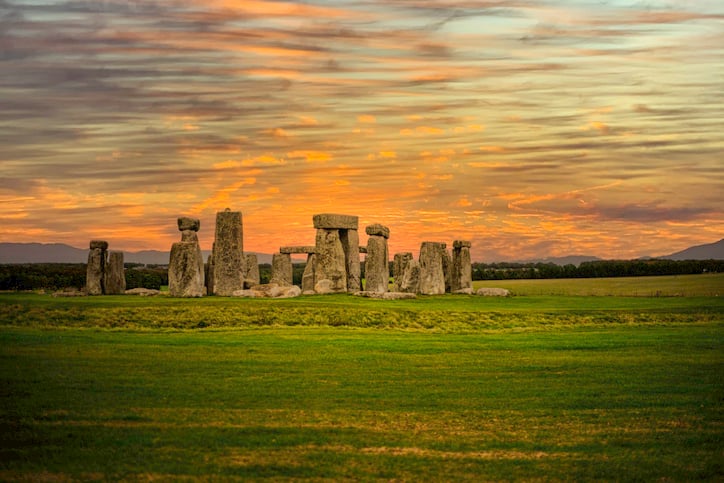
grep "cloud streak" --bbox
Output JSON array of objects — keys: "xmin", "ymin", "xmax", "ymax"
[{"xmin": 0, "ymin": 0, "xmax": 722, "ymax": 259}]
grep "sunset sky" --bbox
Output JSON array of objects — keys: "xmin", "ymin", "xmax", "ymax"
[{"xmin": 1, "ymin": 0, "xmax": 722, "ymax": 261}]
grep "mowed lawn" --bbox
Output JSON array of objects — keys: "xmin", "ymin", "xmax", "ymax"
[{"xmin": 1, "ymin": 273, "xmax": 722, "ymax": 481}]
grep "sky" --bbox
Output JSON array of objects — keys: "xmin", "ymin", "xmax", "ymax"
[{"xmin": 1, "ymin": 0, "xmax": 722, "ymax": 262}]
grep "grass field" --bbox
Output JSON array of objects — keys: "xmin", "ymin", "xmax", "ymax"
[{"xmin": 1, "ymin": 273, "xmax": 722, "ymax": 481}]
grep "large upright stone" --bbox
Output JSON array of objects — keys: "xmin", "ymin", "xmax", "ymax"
[
  {"xmin": 392, "ymin": 252, "xmax": 413, "ymax": 292},
  {"xmin": 452, "ymin": 240, "xmax": 472, "ymax": 292},
  {"xmin": 399, "ymin": 259, "xmax": 421, "ymax": 293},
  {"xmin": 314, "ymin": 228, "xmax": 347, "ymax": 293},
  {"xmin": 169, "ymin": 241, "xmax": 205, "ymax": 297},
  {"xmin": 364, "ymin": 224, "xmax": 390, "ymax": 293},
  {"xmin": 104, "ymin": 251, "xmax": 126, "ymax": 295},
  {"xmin": 418, "ymin": 242, "xmax": 446, "ymax": 295},
  {"xmin": 212, "ymin": 209, "xmax": 245, "ymax": 296},
  {"xmin": 341, "ymin": 228, "xmax": 360, "ymax": 292},
  {"xmin": 243, "ymin": 253, "xmax": 260, "ymax": 288},
  {"xmin": 442, "ymin": 247, "xmax": 453, "ymax": 293},
  {"xmin": 85, "ymin": 244, "xmax": 106, "ymax": 295},
  {"xmin": 205, "ymin": 248, "xmax": 214, "ymax": 295},
  {"xmin": 270, "ymin": 253, "xmax": 293, "ymax": 286},
  {"xmin": 301, "ymin": 253, "xmax": 316, "ymax": 294}
]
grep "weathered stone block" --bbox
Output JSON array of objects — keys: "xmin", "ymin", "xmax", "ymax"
[
  {"xmin": 399, "ymin": 259, "xmax": 420, "ymax": 294},
  {"xmin": 86, "ymin": 247, "xmax": 106, "ymax": 295},
  {"xmin": 313, "ymin": 213, "xmax": 358, "ymax": 230},
  {"xmin": 177, "ymin": 217, "xmax": 200, "ymax": 232},
  {"xmin": 341, "ymin": 228, "xmax": 360, "ymax": 292},
  {"xmin": 392, "ymin": 252, "xmax": 413, "ymax": 292},
  {"xmin": 452, "ymin": 240, "xmax": 472, "ymax": 292},
  {"xmin": 418, "ymin": 242, "xmax": 446, "ymax": 295},
  {"xmin": 301, "ymin": 253, "xmax": 316, "ymax": 293},
  {"xmin": 244, "ymin": 253, "xmax": 260, "ymax": 288},
  {"xmin": 280, "ymin": 246, "xmax": 316, "ymax": 254},
  {"xmin": 477, "ymin": 287, "xmax": 510, "ymax": 297},
  {"xmin": 364, "ymin": 235, "xmax": 389, "ymax": 293},
  {"xmin": 365, "ymin": 223, "xmax": 390, "ymax": 239},
  {"xmin": 212, "ymin": 209, "xmax": 245, "ymax": 296},
  {"xmin": 89, "ymin": 240, "xmax": 108, "ymax": 250},
  {"xmin": 169, "ymin": 241, "xmax": 205, "ymax": 297},
  {"xmin": 104, "ymin": 251, "xmax": 126, "ymax": 295},
  {"xmin": 314, "ymin": 228, "xmax": 347, "ymax": 293},
  {"xmin": 453, "ymin": 240, "xmax": 471, "ymax": 249},
  {"xmin": 442, "ymin": 247, "xmax": 453, "ymax": 293},
  {"xmin": 270, "ymin": 253, "xmax": 293, "ymax": 286},
  {"xmin": 181, "ymin": 230, "xmax": 198, "ymax": 243}
]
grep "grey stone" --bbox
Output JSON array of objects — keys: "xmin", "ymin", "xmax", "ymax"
[
  {"xmin": 453, "ymin": 288, "xmax": 474, "ymax": 295},
  {"xmin": 243, "ymin": 253, "xmax": 260, "ymax": 288},
  {"xmin": 418, "ymin": 242, "xmax": 446, "ymax": 295},
  {"xmin": 86, "ymin": 247, "xmax": 106, "ymax": 295},
  {"xmin": 353, "ymin": 291, "xmax": 416, "ymax": 300},
  {"xmin": 270, "ymin": 253, "xmax": 293, "ymax": 286},
  {"xmin": 52, "ymin": 289, "xmax": 85, "ymax": 297},
  {"xmin": 104, "ymin": 251, "xmax": 126, "ymax": 295},
  {"xmin": 365, "ymin": 223, "xmax": 390, "ymax": 239},
  {"xmin": 314, "ymin": 229, "xmax": 347, "ymax": 293},
  {"xmin": 205, "ymin": 248, "xmax": 214, "ymax": 295},
  {"xmin": 398, "ymin": 259, "xmax": 421, "ymax": 294},
  {"xmin": 452, "ymin": 240, "xmax": 472, "ymax": 292},
  {"xmin": 341, "ymin": 228, "xmax": 361, "ymax": 292},
  {"xmin": 233, "ymin": 283, "xmax": 301, "ymax": 298},
  {"xmin": 212, "ymin": 209, "xmax": 245, "ymax": 296},
  {"xmin": 181, "ymin": 230, "xmax": 198, "ymax": 243},
  {"xmin": 177, "ymin": 217, "xmax": 200, "ymax": 232},
  {"xmin": 476, "ymin": 287, "xmax": 511, "ymax": 297},
  {"xmin": 89, "ymin": 240, "xmax": 108, "ymax": 250},
  {"xmin": 169, "ymin": 241, "xmax": 205, "ymax": 297},
  {"xmin": 301, "ymin": 253, "xmax": 316, "ymax": 293},
  {"xmin": 280, "ymin": 246, "xmax": 316, "ymax": 254},
  {"xmin": 313, "ymin": 213, "xmax": 358, "ymax": 230},
  {"xmin": 314, "ymin": 279, "xmax": 335, "ymax": 294},
  {"xmin": 392, "ymin": 252, "xmax": 413, "ymax": 292},
  {"xmin": 364, "ymin": 233, "xmax": 389, "ymax": 293}
]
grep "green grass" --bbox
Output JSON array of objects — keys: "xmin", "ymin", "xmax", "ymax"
[{"xmin": 0, "ymin": 274, "xmax": 722, "ymax": 480}]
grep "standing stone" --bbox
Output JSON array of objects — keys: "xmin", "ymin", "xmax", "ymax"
[
  {"xmin": 270, "ymin": 253, "xmax": 293, "ymax": 286},
  {"xmin": 399, "ymin": 259, "xmax": 421, "ymax": 294},
  {"xmin": 205, "ymin": 248, "xmax": 214, "ymax": 295},
  {"xmin": 85, "ymin": 241, "xmax": 107, "ymax": 295},
  {"xmin": 418, "ymin": 242, "xmax": 446, "ymax": 295},
  {"xmin": 442, "ymin": 247, "xmax": 453, "ymax": 293},
  {"xmin": 212, "ymin": 209, "xmax": 245, "ymax": 296},
  {"xmin": 104, "ymin": 251, "xmax": 126, "ymax": 295},
  {"xmin": 392, "ymin": 252, "xmax": 413, "ymax": 292},
  {"xmin": 243, "ymin": 253, "xmax": 260, "ymax": 288},
  {"xmin": 452, "ymin": 240, "xmax": 473, "ymax": 292},
  {"xmin": 314, "ymin": 228, "xmax": 347, "ymax": 293},
  {"xmin": 169, "ymin": 242, "xmax": 205, "ymax": 297},
  {"xmin": 364, "ymin": 224, "xmax": 390, "ymax": 293},
  {"xmin": 301, "ymin": 253, "xmax": 317, "ymax": 294},
  {"xmin": 341, "ymin": 229, "xmax": 361, "ymax": 292}
]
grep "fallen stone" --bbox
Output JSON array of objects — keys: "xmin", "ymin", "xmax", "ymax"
[
  {"xmin": 453, "ymin": 288, "xmax": 474, "ymax": 295},
  {"xmin": 52, "ymin": 289, "xmax": 85, "ymax": 297},
  {"xmin": 353, "ymin": 291, "xmax": 416, "ymax": 300},
  {"xmin": 314, "ymin": 279, "xmax": 335, "ymax": 294},
  {"xmin": 313, "ymin": 213, "xmax": 358, "ymax": 230},
  {"xmin": 177, "ymin": 217, "xmax": 200, "ymax": 232},
  {"xmin": 234, "ymin": 283, "xmax": 302, "ymax": 298},
  {"xmin": 125, "ymin": 288, "xmax": 161, "ymax": 296},
  {"xmin": 365, "ymin": 223, "xmax": 390, "ymax": 239},
  {"xmin": 280, "ymin": 246, "xmax": 316, "ymax": 254},
  {"xmin": 476, "ymin": 287, "xmax": 511, "ymax": 297}
]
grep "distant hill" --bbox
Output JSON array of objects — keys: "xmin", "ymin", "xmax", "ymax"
[
  {"xmin": 0, "ymin": 243, "xmax": 282, "ymax": 265},
  {"xmin": 659, "ymin": 238, "xmax": 724, "ymax": 261}
]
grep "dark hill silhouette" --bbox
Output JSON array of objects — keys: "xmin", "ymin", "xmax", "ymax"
[{"xmin": 659, "ymin": 238, "xmax": 724, "ymax": 260}]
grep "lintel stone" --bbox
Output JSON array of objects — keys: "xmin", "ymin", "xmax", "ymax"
[
  {"xmin": 280, "ymin": 246, "xmax": 317, "ymax": 254},
  {"xmin": 178, "ymin": 217, "xmax": 200, "ymax": 232},
  {"xmin": 453, "ymin": 240, "xmax": 472, "ymax": 249},
  {"xmin": 89, "ymin": 240, "xmax": 108, "ymax": 250},
  {"xmin": 313, "ymin": 213, "xmax": 358, "ymax": 230}
]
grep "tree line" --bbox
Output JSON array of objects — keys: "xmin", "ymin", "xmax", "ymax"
[
  {"xmin": 472, "ymin": 259, "xmax": 722, "ymax": 280},
  {"xmin": 0, "ymin": 264, "xmax": 168, "ymax": 291}
]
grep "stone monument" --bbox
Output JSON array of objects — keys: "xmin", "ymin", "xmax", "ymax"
[
  {"xmin": 452, "ymin": 240, "xmax": 473, "ymax": 293},
  {"xmin": 312, "ymin": 214, "xmax": 360, "ymax": 293},
  {"xmin": 104, "ymin": 251, "xmax": 126, "ymax": 295},
  {"xmin": 418, "ymin": 241, "xmax": 446, "ymax": 295},
  {"xmin": 86, "ymin": 240, "xmax": 108, "ymax": 295}
]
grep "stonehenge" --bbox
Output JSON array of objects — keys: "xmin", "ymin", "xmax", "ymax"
[
  {"xmin": 86, "ymin": 240, "xmax": 125, "ymax": 295},
  {"xmin": 168, "ymin": 217, "xmax": 205, "ymax": 297},
  {"xmin": 84, "ymin": 208, "xmax": 476, "ymax": 299}
]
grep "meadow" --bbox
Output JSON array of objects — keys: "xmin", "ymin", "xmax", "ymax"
[{"xmin": 1, "ymin": 273, "xmax": 722, "ymax": 481}]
